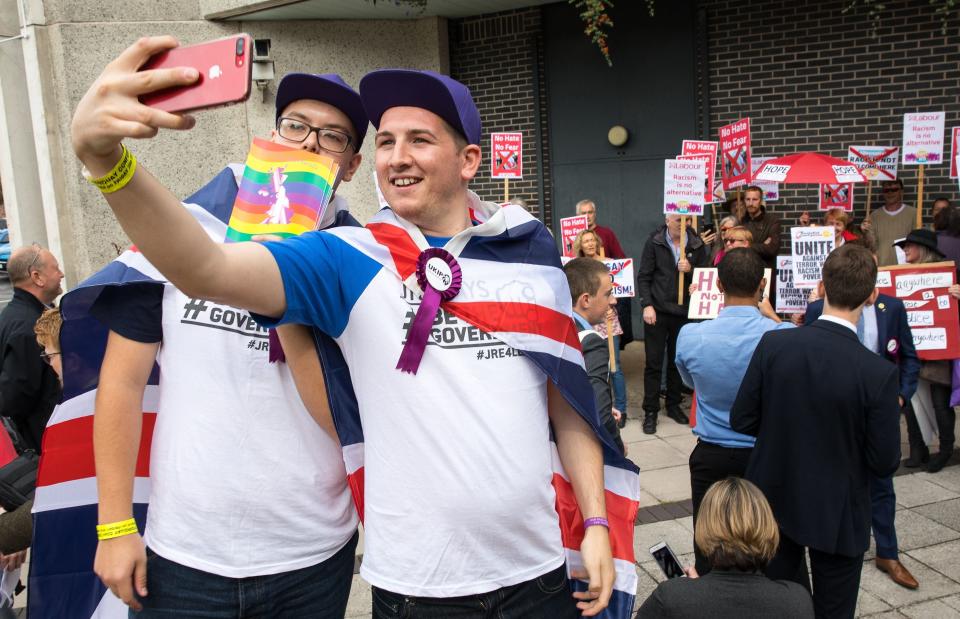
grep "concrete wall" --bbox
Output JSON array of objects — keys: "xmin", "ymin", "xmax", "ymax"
[{"xmin": 0, "ymin": 0, "xmax": 447, "ymax": 286}]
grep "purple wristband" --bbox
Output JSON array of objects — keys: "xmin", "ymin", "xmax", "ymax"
[{"xmin": 583, "ymin": 517, "xmax": 609, "ymax": 530}]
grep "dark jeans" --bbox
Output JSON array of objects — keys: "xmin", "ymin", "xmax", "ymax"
[
  {"xmin": 642, "ymin": 312, "xmax": 687, "ymax": 413},
  {"xmin": 870, "ymin": 473, "xmax": 898, "ymax": 560},
  {"xmin": 689, "ymin": 440, "xmax": 752, "ymax": 575},
  {"xmin": 132, "ymin": 531, "xmax": 358, "ymax": 618},
  {"xmin": 766, "ymin": 532, "xmax": 862, "ymax": 619},
  {"xmin": 930, "ymin": 383, "xmax": 957, "ymax": 448},
  {"xmin": 371, "ymin": 563, "xmax": 578, "ymax": 619}
]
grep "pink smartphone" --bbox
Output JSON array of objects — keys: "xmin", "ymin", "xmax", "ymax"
[{"xmin": 139, "ymin": 34, "xmax": 252, "ymax": 113}]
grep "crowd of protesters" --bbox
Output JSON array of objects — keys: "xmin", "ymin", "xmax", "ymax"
[{"xmin": 0, "ymin": 35, "xmax": 955, "ymax": 619}]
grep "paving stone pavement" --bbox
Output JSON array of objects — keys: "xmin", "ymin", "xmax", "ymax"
[{"xmin": 341, "ymin": 342, "xmax": 960, "ymax": 617}]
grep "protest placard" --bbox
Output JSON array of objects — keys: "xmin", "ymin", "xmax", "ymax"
[
  {"xmin": 951, "ymin": 127, "xmax": 960, "ymax": 178},
  {"xmin": 677, "ymin": 155, "xmax": 713, "ymax": 204},
  {"xmin": 775, "ymin": 256, "xmax": 808, "ymax": 314},
  {"xmin": 903, "ymin": 112, "xmax": 945, "ymax": 165},
  {"xmin": 559, "ymin": 215, "xmax": 588, "ymax": 258},
  {"xmin": 490, "ymin": 132, "xmax": 522, "ymax": 179},
  {"xmin": 751, "ymin": 156, "xmax": 779, "ymax": 201},
  {"xmin": 848, "ymin": 145, "xmax": 899, "ymax": 181},
  {"xmin": 664, "ymin": 159, "xmax": 706, "ymax": 216},
  {"xmin": 819, "ymin": 183, "xmax": 854, "ymax": 211},
  {"xmin": 876, "ymin": 262, "xmax": 960, "ymax": 360},
  {"xmin": 719, "ymin": 118, "xmax": 751, "ymax": 190},
  {"xmin": 604, "ymin": 258, "xmax": 635, "ymax": 297},
  {"xmin": 687, "ymin": 267, "xmax": 772, "ymax": 319},
  {"xmin": 791, "ymin": 226, "xmax": 835, "ymax": 288},
  {"xmin": 681, "ymin": 140, "xmax": 719, "ymax": 203}
]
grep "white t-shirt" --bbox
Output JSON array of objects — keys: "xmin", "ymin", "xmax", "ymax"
[
  {"xmin": 259, "ymin": 223, "xmax": 565, "ymax": 597},
  {"xmin": 141, "ymin": 286, "xmax": 357, "ymax": 577}
]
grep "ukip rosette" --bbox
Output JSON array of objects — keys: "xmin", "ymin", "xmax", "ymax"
[{"xmin": 226, "ymin": 137, "xmax": 341, "ymax": 241}]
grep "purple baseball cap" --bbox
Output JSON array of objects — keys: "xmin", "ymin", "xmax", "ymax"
[
  {"xmin": 358, "ymin": 69, "xmax": 481, "ymax": 146},
  {"xmin": 275, "ymin": 73, "xmax": 368, "ymax": 150}
]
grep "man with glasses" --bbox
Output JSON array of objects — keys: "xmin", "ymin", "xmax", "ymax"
[
  {"xmin": 0, "ymin": 244, "xmax": 63, "ymax": 453},
  {"xmin": 862, "ymin": 179, "xmax": 916, "ymax": 266},
  {"xmin": 88, "ymin": 73, "xmax": 364, "ymax": 616}
]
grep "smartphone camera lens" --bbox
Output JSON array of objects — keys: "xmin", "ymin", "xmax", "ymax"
[
  {"xmin": 236, "ymin": 37, "xmax": 244, "ymax": 56},
  {"xmin": 236, "ymin": 37, "xmax": 245, "ymax": 67}
]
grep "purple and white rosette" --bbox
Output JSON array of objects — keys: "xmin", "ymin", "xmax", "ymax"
[{"xmin": 396, "ymin": 247, "xmax": 462, "ymax": 374}]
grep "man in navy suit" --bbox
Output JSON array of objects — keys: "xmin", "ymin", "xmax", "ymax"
[
  {"xmin": 731, "ymin": 244, "xmax": 901, "ymax": 619},
  {"xmin": 806, "ymin": 287, "xmax": 920, "ymax": 590}
]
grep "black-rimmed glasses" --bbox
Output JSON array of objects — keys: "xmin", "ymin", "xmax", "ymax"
[
  {"xmin": 40, "ymin": 350, "xmax": 60, "ymax": 365},
  {"xmin": 276, "ymin": 117, "xmax": 353, "ymax": 154}
]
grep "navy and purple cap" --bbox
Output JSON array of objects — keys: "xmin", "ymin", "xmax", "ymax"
[
  {"xmin": 358, "ymin": 69, "xmax": 481, "ymax": 146},
  {"xmin": 275, "ymin": 73, "xmax": 369, "ymax": 150}
]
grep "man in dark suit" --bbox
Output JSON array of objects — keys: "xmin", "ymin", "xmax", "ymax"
[
  {"xmin": 731, "ymin": 244, "xmax": 901, "ymax": 619},
  {"xmin": 806, "ymin": 289, "xmax": 920, "ymax": 590},
  {"xmin": 564, "ymin": 258, "xmax": 625, "ymax": 454}
]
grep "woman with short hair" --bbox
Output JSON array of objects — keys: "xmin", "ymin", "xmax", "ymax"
[{"xmin": 636, "ymin": 477, "xmax": 813, "ymax": 619}]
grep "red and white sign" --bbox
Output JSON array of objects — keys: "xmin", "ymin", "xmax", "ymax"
[
  {"xmin": 677, "ymin": 154, "xmax": 712, "ymax": 204},
  {"xmin": 848, "ymin": 145, "xmax": 899, "ymax": 181},
  {"xmin": 903, "ymin": 112, "xmax": 945, "ymax": 165},
  {"xmin": 491, "ymin": 132, "xmax": 522, "ymax": 179},
  {"xmin": 751, "ymin": 156, "xmax": 779, "ymax": 201},
  {"xmin": 681, "ymin": 140, "xmax": 719, "ymax": 202},
  {"xmin": 719, "ymin": 118, "xmax": 751, "ymax": 190},
  {"xmin": 604, "ymin": 258, "xmax": 635, "ymax": 297},
  {"xmin": 819, "ymin": 183, "xmax": 854, "ymax": 211},
  {"xmin": 664, "ymin": 159, "xmax": 706, "ymax": 216},
  {"xmin": 688, "ymin": 267, "xmax": 771, "ymax": 319},
  {"xmin": 950, "ymin": 127, "xmax": 960, "ymax": 178},
  {"xmin": 876, "ymin": 262, "xmax": 960, "ymax": 360},
  {"xmin": 559, "ymin": 215, "xmax": 589, "ymax": 258}
]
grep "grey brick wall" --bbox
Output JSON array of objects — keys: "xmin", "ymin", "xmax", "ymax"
[
  {"xmin": 449, "ymin": 8, "xmax": 552, "ymax": 224},
  {"xmin": 449, "ymin": 0, "xmax": 960, "ymax": 240}
]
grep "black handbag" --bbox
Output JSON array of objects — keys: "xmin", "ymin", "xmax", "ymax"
[{"xmin": 0, "ymin": 450, "xmax": 38, "ymax": 512}]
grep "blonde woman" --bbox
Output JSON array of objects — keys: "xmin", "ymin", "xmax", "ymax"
[{"xmin": 636, "ymin": 477, "xmax": 813, "ymax": 618}]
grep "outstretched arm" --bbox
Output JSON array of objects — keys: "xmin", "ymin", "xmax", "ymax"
[{"xmin": 72, "ymin": 36, "xmax": 285, "ymax": 317}]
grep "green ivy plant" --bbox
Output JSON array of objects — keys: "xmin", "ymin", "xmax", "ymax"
[{"xmin": 844, "ymin": 0, "xmax": 956, "ymax": 35}]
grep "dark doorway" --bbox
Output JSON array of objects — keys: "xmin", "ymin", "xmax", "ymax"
[{"xmin": 543, "ymin": 0, "xmax": 701, "ymax": 334}]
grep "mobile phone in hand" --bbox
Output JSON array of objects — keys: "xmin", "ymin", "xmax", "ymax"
[
  {"xmin": 702, "ymin": 222, "xmax": 716, "ymax": 236},
  {"xmin": 139, "ymin": 34, "xmax": 253, "ymax": 113},
  {"xmin": 649, "ymin": 542, "xmax": 686, "ymax": 579}
]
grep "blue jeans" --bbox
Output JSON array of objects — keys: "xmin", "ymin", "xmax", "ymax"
[
  {"xmin": 132, "ymin": 531, "xmax": 358, "ymax": 618},
  {"xmin": 371, "ymin": 563, "xmax": 578, "ymax": 619},
  {"xmin": 611, "ymin": 335, "xmax": 626, "ymax": 413}
]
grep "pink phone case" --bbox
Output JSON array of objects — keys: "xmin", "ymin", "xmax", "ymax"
[{"xmin": 140, "ymin": 34, "xmax": 253, "ymax": 113}]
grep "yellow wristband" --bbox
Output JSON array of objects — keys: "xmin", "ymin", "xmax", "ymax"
[
  {"xmin": 84, "ymin": 144, "xmax": 137, "ymax": 194},
  {"xmin": 96, "ymin": 518, "xmax": 139, "ymax": 541}
]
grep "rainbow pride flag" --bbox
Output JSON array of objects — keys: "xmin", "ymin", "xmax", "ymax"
[{"xmin": 225, "ymin": 137, "xmax": 340, "ymax": 242}]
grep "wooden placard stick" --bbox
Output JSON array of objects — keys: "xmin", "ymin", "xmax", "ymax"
[
  {"xmin": 678, "ymin": 215, "xmax": 687, "ymax": 305},
  {"xmin": 600, "ymin": 247, "xmax": 617, "ymax": 372},
  {"xmin": 916, "ymin": 165, "xmax": 925, "ymax": 228},
  {"xmin": 865, "ymin": 180, "xmax": 873, "ymax": 219},
  {"xmin": 504, "ymin": 178, "xmax": 510, "ymax": 203}
]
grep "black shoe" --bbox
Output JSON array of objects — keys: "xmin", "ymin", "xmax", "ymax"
[
  {"xmin": 643, "ymin": 413, "xmax": 658, "ymax": 435},
  {"xmin": 927, "ymin": 445, "xmax": 954, "ymax": 473},
  {"xmin": 617, "ymin": 413, "xmax": 628, "ymax": 429},
  {"xmin": 666, "ymin": 405, "xmax": 689, "ymax": 425},
  {"xmin": 905, "ymin": 445, "xmax": 930, "ymax": 468}
]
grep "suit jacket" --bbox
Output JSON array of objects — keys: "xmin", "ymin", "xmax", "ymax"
[
  {"xmin": 805, "ymin": 294, "xmax": 920, "ymax": 401},
  {"xmin": 636, "ymin": 570, "xmax": 813, "ymax": 619},
  {"xmin": 730, "ymin": 320, "xmax": 901, "ymax": 556},
  {"xmin": 0, "ymin": 288, "xmax": 60, "ymax": 452},
  {"xmin": 577, "ymin": 326, "xmax": 625, "ymax": 454}
]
